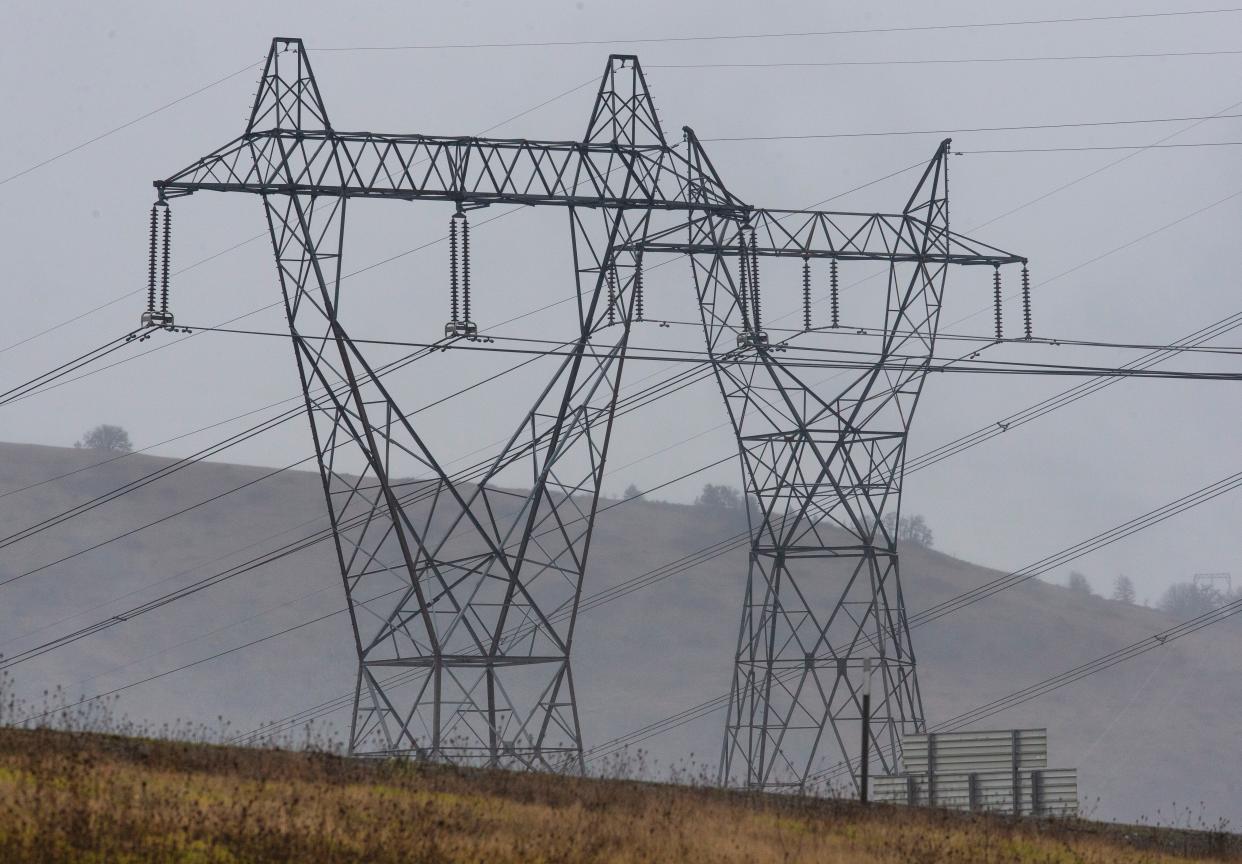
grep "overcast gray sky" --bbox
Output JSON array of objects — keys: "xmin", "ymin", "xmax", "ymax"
[{"xmin": 3, "ymin": 0, "xmax": 1241, "ymax": 609}]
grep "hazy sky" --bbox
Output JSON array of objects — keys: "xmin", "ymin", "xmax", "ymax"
[{"xmin": 3, "ymin": 0, "xmax": 1241, "ymax": 611}]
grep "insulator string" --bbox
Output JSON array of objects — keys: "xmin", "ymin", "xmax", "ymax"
[
  {"xmin": 830, "ymin": 258, "xmax": 840, "ymax": 328},
  {"xmin": 993, "ymin": 265, "xmax": 1003, "ymax": 340},
  {"xmin": 749, "ymin": 226, "xmax": 761, "ymax": 330},
  {"xmin": 635, "ymin": 257, "xmax": 645, "ymax": 322},
  {"xmin": 461, "ymin": 212, "xmax": 471, "ymax": 325},
  {"xmin": 1021, "ymin": 265, "xmax": 1032, "ymax": 340},
  {"xmin": 736, "ymin": 229, "xmax": 750, "ymax": 326},
  {"xmin": 147, "ymin": 205, "xmax": 159, "ymax": 315},
  {"xmin": 606, "ymin": 263, "xmax": 616, "ymax": 327},
  {"xmin": 801, "ymin": 255, "xmax": 811, "ymax": 332},
  {"xmin": 160, "ymin": 206, "xmax": 172, "ymax": 316},
  {"xmin": 448, "ymin": 213, "xmax": 460, "ymax": 324}
]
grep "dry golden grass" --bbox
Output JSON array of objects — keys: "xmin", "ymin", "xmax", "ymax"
[{"xmin": 0, "ymin": 727, "xmax": 1235, "ymax": 863}]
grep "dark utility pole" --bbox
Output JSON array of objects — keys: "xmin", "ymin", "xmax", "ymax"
[{"xmin": 861, "ymin": 657, "xmax": 872, "ymax": 804}]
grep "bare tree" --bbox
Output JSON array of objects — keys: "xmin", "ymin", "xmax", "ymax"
[
  {"xmin": 882, "ymin": 513, "xmax": 935, "ymax": 548},
  {"xmin": 1111, "ymin": 574, "xmax": 1136, "ymax": 604},
  {"xmin": 696, "ymin": 483, "xmax": 741, "ymax": 511},
  {"xmin": 623, "ymin": 483, "xmax": 643, "ymax": 501},
  {"xmin": 1159, "ymin": 582, "xmax": 1226, "ymax": 619},
  {"xmin": 76, "ymin": 424, "xmax": 133, "ymax": 454}
]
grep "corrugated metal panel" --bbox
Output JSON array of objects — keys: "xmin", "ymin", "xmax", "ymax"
[
  {"xmin": 1032, "ymin": 768, "xmax": 1078, "ymax": 817},
  {"xmin": 873, "ymin": 774, "xmax": 912, "ymax": 802},
  {"xmin": 873, "ymin": 768, "xmax": 1077, "ymax": 817},
  {"xmin": 901, "ymin": 728, "xmax": 1047, "ymax": 774}
]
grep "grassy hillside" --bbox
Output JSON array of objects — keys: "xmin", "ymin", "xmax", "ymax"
[
  {"xmin": 0, "ymin": 440, "xmax": 1240, "ymax": 827},
  {"xmin": 2, "ymin": 727, "xmax": 1237, "ymax": 863}
]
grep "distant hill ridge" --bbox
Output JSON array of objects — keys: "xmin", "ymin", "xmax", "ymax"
[{"xmin": 0, "ymin": 440, "xmax": 1238, "ymax": 825}]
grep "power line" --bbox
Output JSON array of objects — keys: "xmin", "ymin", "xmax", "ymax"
[
  {"xmin": 821, "ymin": 327, "xmax": 1242, "ymax": 357},
  {"xmin": 0, "ymin": 199, "xmax": 540, "ymax": 413},
  {"xmin": 1, "ymin": 27, "xmax": 1231, "ymax": 364},
  {"xmin": 956, "ymin": 141, "xmax": 1242, "ymax": 154},
  {"xmin": 249, "ymin": 459, "xmax": 1242, "ymax": 753},
  {"xmin": 967, "ymin": 95, "xmax": 1242, "ymax": 231},
  {"xmin": 0, "ymin": 148, "xmax": 933, "ymax": 567},
  {"xmin": 0, "ymin": 348, "xmax": 716, "ymax": 669},
  {"xmin": 698, "ymin": 112, "xmax": 1242, "ymax": 143},
  {"xmin": 182, "ymin": 324, "xmax": 1242, "ymax": 381},
  {"xmin": 16, "ymin": 270, "xmax": 1232, "ymax": 715},
  {"xmin": 587, "ymin": 492, "xmax": 1242, "ymax": 766},
  {"xmin": 0, "ymin": 386, "xmax": 309, "ymax": 504},
  {"xmin": 0, "ymin": 328, "xmax": 730, "ymax": 683},
  {"xmin": 908, "ymin": 472, "xmax": 1242, "ymax": 630},
  {"xmin": 229, "ymin": 300, "xmax": 1242, "ymax": 743},
  {"xmin": 230, "ymin": 313, "xmax": 1242, "ymax": 739},
  {"xmin": 588, "ymin": 590, "xmax": 1242, "ymax": 771},
  {"xmin": 666, "ymin": 315, "xmax": 1242, "ymax": 358},
  {"xmin": 652, "ymin": 48, "xmax": 1242, "ymax": 70},
  {"xmin": 811, "ymin": 595, "xmax": 1242, "ymax": 785},
  {"xmin": 13, "ymin": 34, "xmax": 1241, "ymax": 766},
  {"xmin": 591, "ymin": 470, "xmax": 1242, "ymax": 767},
  {"xmin": 317, "ymin": 8, "xmax": 1242, "ymax": 52},
  {"xmin": 64, "ymin": 450, "xmax": 738, "ymax": 700},
  {"xmin": 0, "ymin": 63, "xmax": 260, "ymax": 189},
  {"xmin": 0, "ymin": 331, "xmax": 139, "ymax": 407},
  {"xmin": 0, "ymin": 334, "xmax": 556, "ymax": 594},
  {"xmin": 9, "ymin": 173, "xmax": 1232, "ymax": 710},
  {"xmin": 0, "ymin": 158, "xmax": 919, "ymax": 660},
  {"xmin": 0, "ymin": 151, "xmax": 922, "ymax": 585},
  {"xmin": 905, "ymin": 313, "xmax": 1242, "ymax": 476},
  {"xmin": 14, "ymin": 69, "xmax": 1237, "ymax": 749},
  {"xmin": 0, "ymin": 74, "xmax": 597, "ymax": 360}
]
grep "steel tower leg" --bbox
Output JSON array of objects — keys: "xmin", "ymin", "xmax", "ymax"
[
  {"xmin": 251, "ymin": 47, "xmax": 661, "ymax": 769},
  {"xmin": 702, "ymin": 146, "xmax": 954, "ymax": 791}
]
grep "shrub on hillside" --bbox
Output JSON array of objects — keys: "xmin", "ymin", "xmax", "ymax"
[
  {"xmin": 695, "ymin": 483, "xmax": 741, "ymax": 511},
  {"xmin": 1111, "ymin": 575, "xmax": 1136, "ymax": 604},
  {"xmin": 882, "ymin": 513, "xmax": 934, "ymax": 548},
  {"xmin": 1159, "ymin": 582, "xmax": 1233, "ymax": 619},
  {"xmin": 1067, "ymin": 571, "xmax": 1094, "ymax": 596},
  {"xmin": 76, "ymin": 423, "xmax": 133, "ymax": 453}
]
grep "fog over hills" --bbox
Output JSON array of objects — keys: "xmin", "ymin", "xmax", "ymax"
[{"xmin": 1, "ymin": 440, "xmax": 1238, "ymax": 827}]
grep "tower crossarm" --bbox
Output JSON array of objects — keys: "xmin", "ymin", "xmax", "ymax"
[
  {"xmin": 631, "ymin": 208, "xmax": 1024, "ymax": 266},
  {"xmin": 154, "ymin": 130, "xmax": 745, "ymax": 212}
]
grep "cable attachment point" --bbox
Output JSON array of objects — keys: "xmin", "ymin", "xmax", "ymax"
[
  {"xmin": 992, "ymin": 265, "xmax": 1003, "ymax": 341},
  {"xmin": 140, "ymin": 200, "xmax": 176, "ymax": 330},
  {"xmin": 444, "ymin": 207, "xmax": 477, "ymax": 338},
  {"xmin": 1021, "ymin": 264, "xmax": 1032, "ymax": 340}
]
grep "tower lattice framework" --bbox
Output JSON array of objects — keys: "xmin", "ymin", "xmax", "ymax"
[
  {"xmin": 153, "ymin": 37, "xmax": 1024, "ymax": 782},
  {"xmin": 694, "ymin": 150, "xmax": 950, "ymax": 790}
]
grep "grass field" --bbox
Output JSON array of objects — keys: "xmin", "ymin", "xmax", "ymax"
[{"xmin": 0, "ymin": 727, "xmax": 1236, "ymax": 863}]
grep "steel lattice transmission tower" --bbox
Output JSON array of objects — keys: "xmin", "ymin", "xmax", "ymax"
[
  {"xmin": 684, "ymin": 148, "xmax": 956, "ymax": 790},
  {"xmin": 151, "ymin": 37, "xmax": 1024, "ymax": 781},
  {"xmin": 636, "ymin": 145, "xmax": 1023, "ymax": 790}
]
